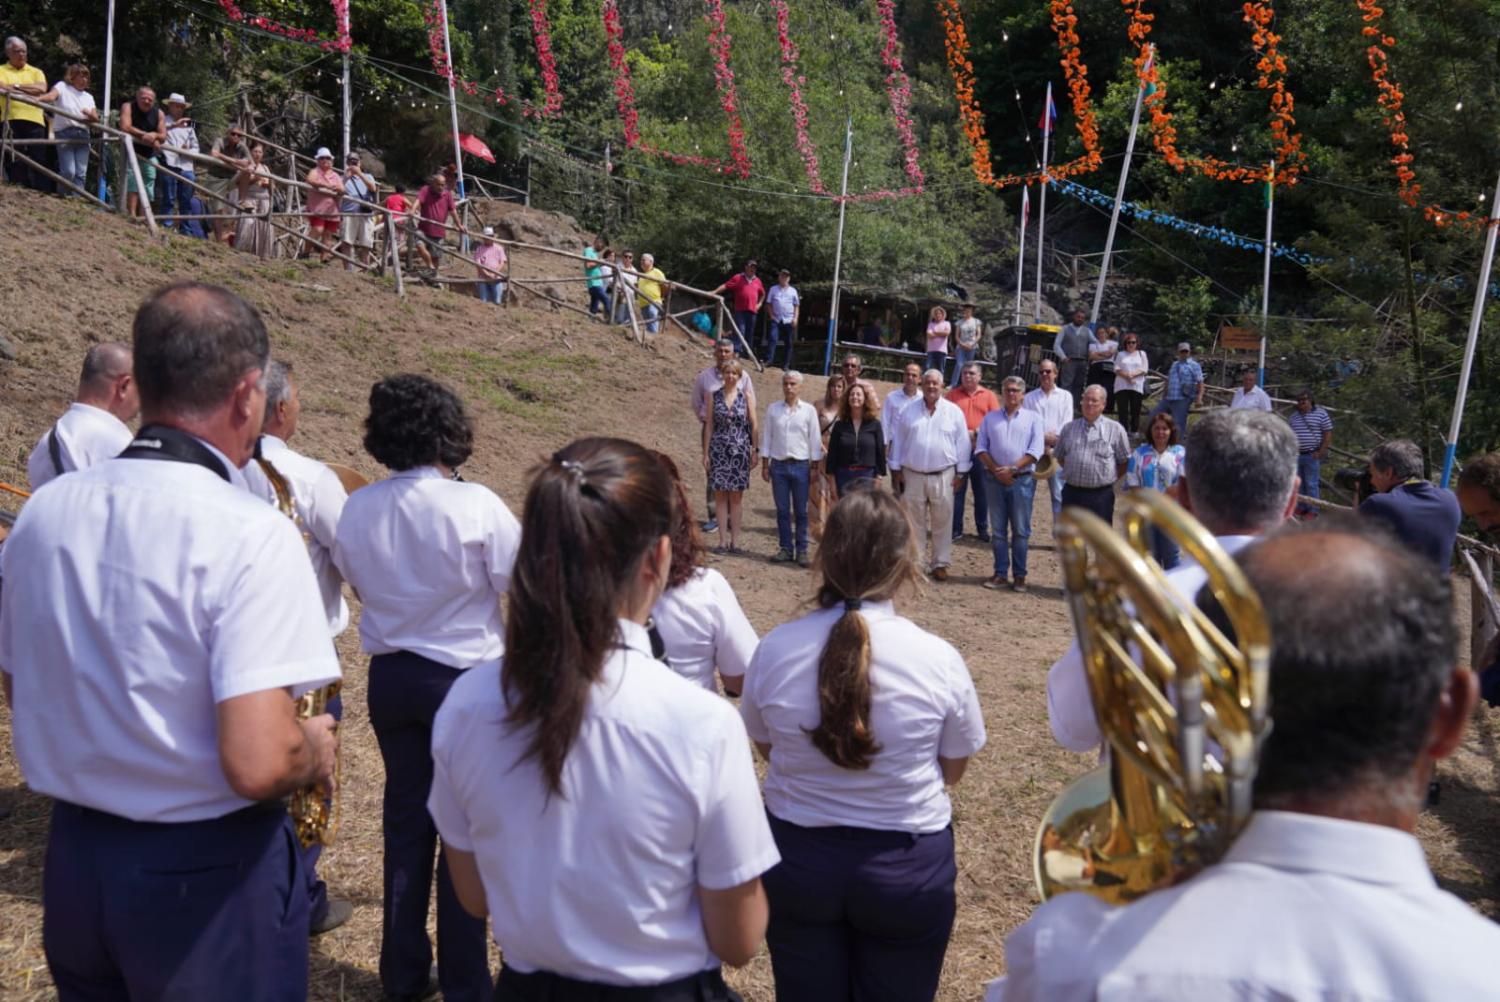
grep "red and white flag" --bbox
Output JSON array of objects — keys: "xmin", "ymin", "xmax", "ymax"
[{"xmin": 1021, "ymin": 185, "xmax": 1031, "ymax": 229}]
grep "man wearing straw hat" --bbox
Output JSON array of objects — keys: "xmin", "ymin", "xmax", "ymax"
[{"xmin": 159, "ymin": 94, "xmax": 200, "ymax": 236}]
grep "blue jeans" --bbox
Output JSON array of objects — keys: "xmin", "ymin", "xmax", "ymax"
[
  {"xmin": 948, "ymin": 345, "xmax": 976, "ymax": 387},
  {"xmin": 1159, "ymin": 397, "xmax": 1191, "ymax": 435},
  {"xmin": 984, "ymin": 472, "xmax": 1035, "ymax": 579},
  {"xmin": 771, "ymin": 459, "xmax": 811, "ymax": 554},
  {"xmin": 643, "ymin": 303, "xmax": 662, "ymax": 333},
  {"xmin": 925, "ymin": 351, "xmax": 948, "ymax": 378},
  {"xmin": 1297, "ymin": 453, "xmax": 1322, "ymax": 516},
  {"xmin": 834, "ymin": 468, "xmax": 876, "ymax": 496},
  {"xmin": 477, "ymin": 281, "xmax": 504, "ymax": 304},
  {"xmin": 159, "ymin": 166, "xmax": 197, "ymax": 233},
  {"xmin": 56, "ymin": 127, "xmax": 91, "ymax": 195},
  {"xmin": 587, "ymin": 285, "xmax": 610, "ymax": 315},
  {"xmin": 1148, "ymin": 524, "xmax": 1181, "ymax": 570},
  {"xmin": 733, "ymin": 309, "xmax": 757, "ymax": 349},
  {"xmin": 952, "ymin": 462, "xmax": 988, "ymax": 537},
  {"xmin": 768, "ymin": 320, "xmax": 796, "ymax": 368}
]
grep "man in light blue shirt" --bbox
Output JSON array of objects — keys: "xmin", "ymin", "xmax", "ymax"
[
  {"xmin": 1158, "ymin": 341, "xmax": 1203, "ymax": 433},
  {"xmin": 764, "ymin": 270, "xmax": 800, "ymax": 369},
  {"xmin": 975, "ymin": 376, "xmax": 1046, "ymax": 592}
]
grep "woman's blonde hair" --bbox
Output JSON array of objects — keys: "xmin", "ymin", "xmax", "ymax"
[
  {"xmin": 718, "ymin": 358, "xmax": 744, "ymax": 379},
  {"xmin": 929, "ymin": 305, "xmax": 947, "ymax": 322}
]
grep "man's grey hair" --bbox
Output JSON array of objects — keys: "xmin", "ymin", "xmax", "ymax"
[
  {"xmin": 922, "ymin": 368, "xmax": 944, "ymax": 382},
  {"xmin": 1370, "ymin": 439, "xmax": 1424, "ymax": 481},
  {"xmin": 1001, "ymin": 375, "xmax": 1026, "ymax": 392},
  {"xmin": 4, "ymin": 37, "xmax": 24, "ymax": 53},
  {"xmin": 132, "ymin": 283, "xmax": 269, "ymax": 417},
  {"xmin": 842, "ymin": 354, "xmax": 863, "ymax": 368},
  {"xmin": 1183, "ymin": 409, "xmax": 1298, "ymax": 535},
  {"xmin": 640, "ymin": 253, "xmax": 655, "ymax": 267},
  {"xmin": 79, "ymin": 342, "xmax": 132, "ymax": 390},
  {"xmin": 783, "ymin": 370, "xmax": 804, "ymax": 384},
  {"xmin": 1082, "ymin": 384, "xmax": 1107, "ymax": 402},
  {"xmin": 714, "ymin": 337, "xmax": 735, "ymax": 350},
  {"xmin": 263, "ymin": 359, "xmax": 294, "ymax": 425}
]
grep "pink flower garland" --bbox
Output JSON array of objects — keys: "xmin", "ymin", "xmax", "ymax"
[
  {"xmin": 702, "ymin": 0, "xmax": 753, "ymax": 178},
  {"xmin": 420, "ymin": 0, "xmax": 563, "ymax": 119},
  {"xmin": 870, "ymin": 0, "xmax": 924, "ymax": 198},
  {"xmin": 217, "ymin": 0, "xmax": 352, "ymax": 53},
  {"xmin": 771, "ymin": 0, "xmax": 826, "ymax": 194}
]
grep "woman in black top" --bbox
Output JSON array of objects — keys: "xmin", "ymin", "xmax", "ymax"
[{"xmin": 825, "ymin": 382, "xmax": 886, "ymax": 499}]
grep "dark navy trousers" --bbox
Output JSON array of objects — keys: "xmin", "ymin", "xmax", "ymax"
[
  {"xmin": 368, "ymin": 651, "xmax": 492, "ymax": 1002},
  {"xmin": 43, "ymin": 800, "xmax": 308, "ymax": 1001},
  {"xmin": 762, "ymin": 813, "xmax": 957, "ymax": 1002}
]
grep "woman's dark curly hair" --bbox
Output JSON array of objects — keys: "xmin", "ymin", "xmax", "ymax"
[{"xmin": 363, "ymin": 373, "xmax": 474, "ymax": 471}]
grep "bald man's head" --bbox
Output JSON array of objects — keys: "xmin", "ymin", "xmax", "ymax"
[{"xmin": 77, "ymin": 342, "xmax": 139, "ymax": 422}]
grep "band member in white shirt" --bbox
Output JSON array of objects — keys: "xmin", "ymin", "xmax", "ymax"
[
  {"xmin": 1, "ymin": 283, "xmax": 339, "ymax": 1000},
  {"xmin": 992, "ymin": 521, "xmax": 1500, "ymax": 1000},
  {"xmin": 429, "ymin": 437, "xmax": 780, "ymax": 1001},
  {"xmin": 26, "ymin": 341, "xmax": 138, "ymax": 489},
  {"xmin": 241, "ymin": 359, "xmax": 354, "ymax": 935},
  {"xmin": 760, "ymin": 370, "xmax": 825, "ymax": 567},
  {"xmin": 333, "ymin": 374, "xmax": 521, "ymax": 1002},
  {"xmin": 651, "ymin": 451, "xmax": 758, "ymax": 694},
  {"xmin": 741, "ymin": 488, "xmax": 987, "ymax": 1001},
  {"xmin": 888, "ymin": 370, "xmax": 972, "ymax": 582}
]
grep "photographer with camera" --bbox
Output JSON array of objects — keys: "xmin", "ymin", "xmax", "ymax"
[{"xmin": 1358, "ymin": 439, "xmax": 1461, "ymax": 573}]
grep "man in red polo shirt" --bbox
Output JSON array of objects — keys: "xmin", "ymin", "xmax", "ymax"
[
  {"xmin": 946, "ymin": 360, "xmax": 999, "ymax": 541},
  {"xmin": 711, "ymin": 260, "xmax": 766, "ymax": 355}
]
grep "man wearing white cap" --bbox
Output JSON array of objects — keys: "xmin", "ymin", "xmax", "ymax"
[
  {"xmin": 473, "ymin": 227, "xmax": 507, "ymax": 305},
  {"xmin": 160, "ymin": 94, "xmax": 200, "ymax": 236},
  {"xmin": 304, "ymin": 148, "xmax": 343, "ymax": 264}
]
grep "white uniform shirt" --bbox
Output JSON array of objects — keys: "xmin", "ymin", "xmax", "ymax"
[
  {"xmin": 890, "ymin": 396, "xmax": 972, "ymax": 474},
  {"xmin": 1023, "ymin": 385, "xmax": 1074, "ymax": 438},
  {"xmin": 740, "ymin": 601, "xmax": 987, "ymax": 833},
  {"xmin": 760, "ymin": 398, "xmax": 824, "ymax": 463},
  {"xmin": 1230, "ymin": 385, "xmax": 1274, "ymax": 412},
  {"xmin": 241, "ymin": 435, "xmax": 350, "ymax": 637},
  {"xmin": 883, "ymin": 387, "xmax": 923, "ymax": 445},
  {"xmin": 0, "ymin": 451, "xmax": 340, "ymax": 822},
  {"xmin": 988, "ymin": 811, "xmax": 1500, "ymax": 1002},
  {"xmin": 651, "ymin": 568, "xmax": 759, "ymax": 691},
  {"xmin": 1047, "ymin": 535, "xmax": 1257, "ymax": 752},
  {"xmin": 428, "ymin": 619, "xmax": 781, "ymax": 985},
  {"xmin": 333, "ymin": 466, "xmax": 520, "ymax": 668},
  {"xmin": 26, "ymin": 402, "xmax": 133, "ymax": 490}
]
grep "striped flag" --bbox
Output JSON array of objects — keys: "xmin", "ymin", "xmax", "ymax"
[
  {"xmin": 1038, "ymin": 83, "xmax": 1057, "ymax": 135},
  {"xmin": 1021, "ymin": 185, "xmax": 1031, "ymax": 228}
]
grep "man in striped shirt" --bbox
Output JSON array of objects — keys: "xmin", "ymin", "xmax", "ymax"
[
  {"xmin": 1287, "ymin": 388, "xmax": 1333, "ymax": 513},
  {"xmin": 1054, "ymin": 385, "xmax": 1130, "ymax": 525}
]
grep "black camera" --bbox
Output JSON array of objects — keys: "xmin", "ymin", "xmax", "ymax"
[{"xmin": 1333, "ymin": 466, "xmax": 1373, "ymax": 504}]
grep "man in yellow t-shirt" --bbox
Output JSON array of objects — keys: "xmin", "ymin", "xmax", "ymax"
[
  {"xmin": 0, "ymin": 37, "xmax": 50, "ymax": 191},
  {"xmin": 635, "ymin": 252, "xmax": 670, "ymax": 334}
]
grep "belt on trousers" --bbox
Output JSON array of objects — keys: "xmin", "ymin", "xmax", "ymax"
[
  {"xmin": 770, "ymin": 457, "xmax": 810, "ymax": 464},
  {"xmin": 903, "ymin": 466, "xmax": 954, "ymax": 476},
  {"xmin": 1067, "ymin": 482, "xmax": 1114, "ymax": 491},
  {"xmin": 1299, "ymin": 450, "xmax": 1318, "ymax": 456},
  {"xmin": 498, "ymin": 964, "xmax": 730, "ymax": 1001}
]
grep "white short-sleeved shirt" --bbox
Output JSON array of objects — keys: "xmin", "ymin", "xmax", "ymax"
[
  {"xmin": 428, "ymin": 619, "xmax": 781, "ymax": 985},
  {"xmin": 26, "ymin": 402, "xmax": 133, "ymax": 490},
  {"xmin": 1230, "ymin": 385, "xmax": 1274, "ymax": 412},
  {"xmin": 883, "ymin": 388, "xmax": 923, "ymax": 446},
  {"xmin": 988, "ymin": 811, "xmax": 1500, "ymax": 1002},
  {"xmin": 740, "ymin": 601, "xmax": 987, "ymax": 833},
  {"xmin": 241, "ymin": 435, "xmax": 350, "ymax": 637},
  {"xmin": 0, "ymin": 451, "xmax": 340, "ymax": 823},
  {"xmin": 333, "ymin": 466, "xmax": 521, "ymax": 668},
  {"xmin": 651, "ymin": 568, "xmax": 759, "ymax": 691}
]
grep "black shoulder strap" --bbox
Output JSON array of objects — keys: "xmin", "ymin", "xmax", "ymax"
[
  {"xmin": 47, "ymin": 427, "xmax": 65, "ymax": 477},
  {"xmin": 117, "ymin": 424, "xmax": 231, "ymax": 482}
]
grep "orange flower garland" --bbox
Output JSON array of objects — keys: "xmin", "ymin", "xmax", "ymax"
[
  {"xmin": 1123, "ymin": 0, "xmax": 1304, "ymax": 186},
  {"xmin": 1355, "ymin": 0, "xmax": 1416, "ymax": 205},
  {"xmin": 938, "ymin": 0, "xmax": 1101, "ymax": 191}
]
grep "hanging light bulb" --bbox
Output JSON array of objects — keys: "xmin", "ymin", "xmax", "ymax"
[
  {"xmin": 1002, "ymin": 30, "xmax": 1009, "ymax": 42},
  {"xmin": 1455, "ymin": 100, "xmax": 1464, "ymax": 111},
  {"xmin": 1231, "ymin": 142, "xmax": 1239, "ymax": 152},
  {"xmin": 1209, "ymin": 80, "xmax": 1217, "ymax": 90}
]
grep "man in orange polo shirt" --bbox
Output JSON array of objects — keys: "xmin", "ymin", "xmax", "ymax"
[{"xmin": 946, "ymin": 360, "xmax": 999, "ymax": 541}]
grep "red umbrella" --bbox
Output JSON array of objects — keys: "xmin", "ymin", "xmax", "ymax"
[{"xmin": 456, "ymin": 132, "xmax": 496, "ymax": 164}]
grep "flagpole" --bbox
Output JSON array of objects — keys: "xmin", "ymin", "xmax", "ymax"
[
  {"xmin": 100, "ymin": 0, "xmax": 116, "ymax": 203},
  {"xmin": 1014, "ymin": 187, "xmax": 1028, "ymax": 326},
  {"xmin": 823, "ymin": 116, "xmax": 854, "ymax": 376},
  {"xmin": 1090, "ymin": 44, "xmax": 1150, "ymax": 328},
  {"xmin": 1440, "ymin": 168, "xmax": 1500, "ymax": 488},
  {"xmin": 1258, "ymin": 159, "xmax": 1274, "ymax": 386},
  {"xmin": 341, "ymin": 54, "xmax": 352, "ymax": 163},
  {"xmin": 1033, "ymin": 82, "xmax": 1052, "ymax": 322},
  {"xmin": 438, "ymin": 0, "xmax": 466, "ymax": 202}
]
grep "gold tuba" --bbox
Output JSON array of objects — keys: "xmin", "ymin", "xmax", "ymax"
[
  {"xmin": 1034, "ymin": 489, "xmax": 1270, "ymax": 903},
  {"xmin": 256, "ymin": 448, "xmax": 343, "ymax": 849}
]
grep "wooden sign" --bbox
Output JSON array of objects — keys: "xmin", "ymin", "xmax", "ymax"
[{"xmin": 1218, "ymin": 325, "xmax": 1262, "ymax": 351}]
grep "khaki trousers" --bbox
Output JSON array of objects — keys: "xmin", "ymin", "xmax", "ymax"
[{"xmin": 902, "ymin": 468, "xmax": 955, "ymax": 570}]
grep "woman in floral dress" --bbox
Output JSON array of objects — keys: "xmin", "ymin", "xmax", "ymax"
[{"xmin": 702, "ymin": 359, "xmax": 758, "ymax": 553}]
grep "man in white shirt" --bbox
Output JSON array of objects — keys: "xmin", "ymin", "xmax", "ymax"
[
  {"xmin": 27, "ymin": 342, "xmax": 138, "ymax": 490},
  {"xmin": 1022, "ymin": 359, "xmax": 1073, "ymax": 517},
  {"xmin": 889, "ymin": 370, "xmax": 971, "ymax": 581},
  {"xmin": 760, "ymin": 370, "xmax": 823, "ymax": 567},
  {"xmin": 884, "ymin": 361, "xmax": 923, "ymax": 447},
  {"xmin": 1047, "ymin": 408, "xmax": 1299, "ymax": 752},
  {"xmin": 1229, "ymin": 365, "xmax": 1274, "ymax": 412},
  {"xmin": 993, "ymin": 519, "xmax": 1500, "ymax": 1001},
  {"xmin": 692, "ymin": 338, "xmax": 758, "ymax": 533},
  {"xmin": 0, "ymin": 282, "xmax": 338, "ymax": 1000},
  {"xmin": 974, "ymin": 377, "xmax": 1045, "ymax": 593},
  {"xmin": 240, "ymin": 360, "xmax": 354, "ymax": 936}
]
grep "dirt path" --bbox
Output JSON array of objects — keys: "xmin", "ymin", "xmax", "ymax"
[{"xmin": 0, "ymin": 186, "xmax": 1496, "ymax": 1000}]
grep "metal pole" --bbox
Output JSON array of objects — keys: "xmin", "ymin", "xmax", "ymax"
[
  {"xmin": 1090, "ymin": 44, "xmax": 1150, "ymax": 328},
  {"xmin": 439, "ymin": 0, "xmax": 466, "ymax": 203},
  {"xmin": 823, "ymin": 116, "xmax": 853, "ymax": 376},
  {"xmin": 341, "ymin": 54, "xmax": 351, "ymax": 164},
  {"xmin": 100, "ymin": 0, "xmax": 117, "ymax": 203},
  {"xmin": 1014, "ymin": 187, "xmax": 1028, "ymax": 326},
  {"xmin": 1440, "ymin": 169, "xmax": 1500, "ymax": 487},
  {"xmin": 1034, "ymin": 82, "xmax": 1052, "ymax": 322},
  {"xmin": 1258, "ymin": 159, "xmax": 1275, "ymax": 386}
]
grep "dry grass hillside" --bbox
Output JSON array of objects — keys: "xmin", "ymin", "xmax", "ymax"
[{"xmin": 1, "ymin": 184, "xmax": 1498, "ymax": 1000}]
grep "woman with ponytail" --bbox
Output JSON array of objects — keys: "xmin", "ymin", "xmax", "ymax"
[
  {"xmin": 740, "ymin": 488, "xmax": 987, "ymax": 1001},
  {"xmin": 428, "ymin": 437, "xmax": 780, "ymax": 1001}
]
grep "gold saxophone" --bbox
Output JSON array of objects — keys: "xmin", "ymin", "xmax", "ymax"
[
  {"xmin": 1035, "ymin": 489, "xmax": 1271, "ymax": 903},
  {"xmin": 256, "ymin": 449, "xmax": 342, "ymax": 849}
]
